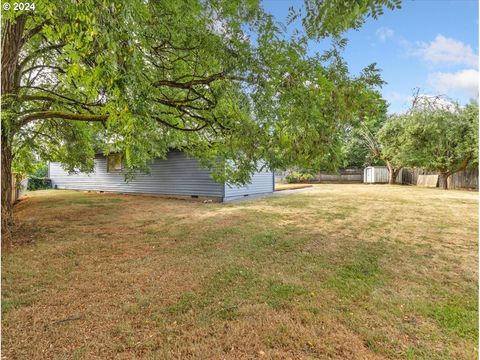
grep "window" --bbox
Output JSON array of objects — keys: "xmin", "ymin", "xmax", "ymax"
[{"xmin": 107, "ymin": 153, "xmax": 122, "ymax": 172}]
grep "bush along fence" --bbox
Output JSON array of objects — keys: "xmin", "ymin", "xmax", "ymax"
[
  {"xmin": 27, "ymin": 177, "xmax": 52, "ymax": 191},
  {"xmin": 401, "ymin": 168, "xmax": 478, "ymax": 190}
]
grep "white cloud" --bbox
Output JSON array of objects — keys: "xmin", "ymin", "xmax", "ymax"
[
  {"xmin": 410, "ymin": 94, "xmax": 456, "ymax": 112},
  {"xmin": 376, "ymin": 27, "xmax": 394, "ymax": 42},
  {"xmin": 386, "ymin": 91, "xmax": 460, "ymax": 114},
  {"xmin": 428, "ymin": 69, "xmax": 479, "ymax": 98},
  {"xmin": 415, "ymin": 35, "xmax": 478, "ymax": 68}
]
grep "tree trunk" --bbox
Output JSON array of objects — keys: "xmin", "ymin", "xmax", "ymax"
[
  {"xmin": 388, "ymin": 169, "xmax": 397, "ymax": 185},
  {"xmin": 1, "ymin": 15, "xmax": 26, "ymax": 246},
  {"xmin": 387, "ymin": 162, "xmax": 399, "ymax": 185},
  {"xmin": 439, "ymin": 172, "xmax": 450, "ymax": 190},
  {"xmin": 1, "ymin": 136, "xmax": 13, "ymax": 245},
  {"xmin": 2, "ymin": 15, "xmax": 26, "ymax": 95}
]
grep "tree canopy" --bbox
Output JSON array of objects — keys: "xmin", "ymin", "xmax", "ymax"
[
  {"xmin": 401, "ymin": 101, "xmax": 478, "ymax": 188},
  {"xmin": 374, "ymin": 113, "xmax": 409, "ymax": 183},
  {"xmin": 340, "ymin": 93, "xmax": 388, "ymax": 168},
  {"xmin": 357, "ymin": 95, "xmax": 479, "ymax": 187},
  {"xmin": 1, "ymin": 0, "xmax": 400, "ymax": 237}
]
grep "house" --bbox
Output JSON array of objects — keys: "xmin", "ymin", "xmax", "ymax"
[
  {"xmin": 48, "ymin": 150, "xmax": 274, "ymax": 202},
  {"xmin": 363, "ymin": 166, "xmax": 403, "ymax": 184}
]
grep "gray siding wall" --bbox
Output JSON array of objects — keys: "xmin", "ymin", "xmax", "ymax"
[
  {"xmin": 224, "ymin": 168, "xmax": 274, "ymax": 199},
  {"xmin": 49, "ymin": 151, "xmax": 224, "ymax": 198}
]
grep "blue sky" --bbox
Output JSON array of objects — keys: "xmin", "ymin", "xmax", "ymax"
[{"xmin": 262, "ymin": 0, "xmax": 479, "ymax": 113}]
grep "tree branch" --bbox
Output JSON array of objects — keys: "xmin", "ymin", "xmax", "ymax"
[
  {"xmin": 18, "ymin": 43, "xmax": 64, "ymax": 72},
  {"xmin": 18, "ymin": 111, "xmax": 108, "ymax": 127},
  {"xmin": 151, "ymin": 115, "xmax": 207, "ymax": 132},
  {"xmin": 20, "ymin": 86, "xmax": 103, "ymax": 107},
  {"xmin": 153, "ymin": 71, "xmax": 226, "ymax": 88},
  {"xmin": 22, "ymin": 20, "xmax": 50, "ymax": 43},
  {"xmin": 22, "ymin": 64, "xmax": 65, "ymax": 75}
]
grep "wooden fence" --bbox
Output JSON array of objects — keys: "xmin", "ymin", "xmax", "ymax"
[
  {"xmin": 316, "ymin": 168, "xmax": 363, "ymax": 183},
  {"xmin": 275, "ymin": 168, "xmax": 363, "ymax": 183},
  {"xmin": 401, "ymin": 168, "xmax": 436, "ymax": 186},
  {"xmin": 446, "ymin": 169, "xmax": 478, "ymax": 190},
  {"xmin": 402, "ymin": 168, "xmax": 478, "ymax": 190},
  {"xmin": 276, "ymin": 167, "xmax": 478, "ymax": 190},
  {"xmin": 11, "ymin": 175, "xmax": 28, "ymax": 204}
]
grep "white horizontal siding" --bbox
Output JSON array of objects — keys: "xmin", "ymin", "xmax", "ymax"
[
  {"xmin": 49, "ymin": 151, "xmax": 224, "ymax": 198},
  {"xmin": 224, "ymin": 168, "xmax": 274, "ymax": 199}
]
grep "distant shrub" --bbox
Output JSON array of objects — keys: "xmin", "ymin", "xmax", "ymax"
[
  {"xmin": 285, "ymin": 172, "xmax": 300, "ymax": 183},
  {"xmin": 299, "ymin": 173, "xmax": 314, "ymax": 182},
  {"xmin": 28, "ymin": 178, "xmax": 51, "ymax": 191},
  {"xmin": 285, "ymin": 172, "xmax": 314, "ymax": 183},
  {"xmin": 28, "ymin": 164, "xmax": 51, "ymax": 190}
]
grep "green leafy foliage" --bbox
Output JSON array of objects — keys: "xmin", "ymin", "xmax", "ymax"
[
  {"xmin": 364, "ymin": 98, "xmax": 478, "ymax": 187},
  {"xmin": 27, "ymin": 178, "xmax": 51, "ymax": 191},
  {"xmin": 401, "ymin": 101, "xmax": 479, "ymax": 175},
  {"xmin": 340, "ymin": 94, "xmax": 388, "ymax": 168},
  {"xmin": 285, "ymin": 172, "xmax": 314, "ymax": 183},
  {"xmin": 376, "ymin": 114, "xmax": 409, "ymax": 169},
  {"xmin": 27, "ymin": 164, "xmax": 50, "ymax": 190},
  {"xmin": 291, "ymin": 0, "xmax": 401, "ymax": 39},
  {"xmin": 2, "ymin": 0, "xmax": 393, "ymax": 190}
]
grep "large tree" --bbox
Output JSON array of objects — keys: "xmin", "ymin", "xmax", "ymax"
[
  {"xmin": 353, "ymin": 108, "xmax": 408, "ymax": 185},
  {"xmin": 340, "ymin": 93, "xmax": 388, "ymax": 168},
  {"xmin": 1, "ymin": 0, "xmax": 400, "ymax": 240},
  {"xmin": 402, "ymin": 101, "xmax": 478, "ymax": 189},
  {"xmin": 374, "ymin": 114, "xmax": 409, "ymax": 184}
]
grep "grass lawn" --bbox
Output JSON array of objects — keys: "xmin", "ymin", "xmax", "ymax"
[
  {"xmin": 274, "ymin": 183, "xmax": 313, "ymax": 191},
  {"xmin": 2, "ymin": 185, "xmax": 478, "ymax": 359}
]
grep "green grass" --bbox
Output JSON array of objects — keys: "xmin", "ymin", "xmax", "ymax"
[
  {"xmin": 265, "ymin": 281, "xmax": 305, "ymax": 309},
  {"xmin": 166, "ymin": 265, "xmax": 306, "ymax": 320},
  {"xmin": 326, "ymin": 245, "xmax": 386, "ymax": 299},
  {"xmin": 418, "ymin": 295, "xmax": 478, "ymax": 340}
]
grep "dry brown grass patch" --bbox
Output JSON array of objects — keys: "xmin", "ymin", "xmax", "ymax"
[{"xmin": 3, "ymin": 185, "xmax": 478, "ymax": 359}]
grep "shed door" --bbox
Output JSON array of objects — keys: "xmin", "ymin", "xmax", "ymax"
[{"xmin": 366, "ymin": 168, "xmax": 373, "ymax": 183}]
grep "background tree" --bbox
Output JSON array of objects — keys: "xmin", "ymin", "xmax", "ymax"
[
  {"xmin": 340, "ymin": 93, "xmax": 387, "ymax": 168},
  {"xmin": 402, "ymin": 101, "xmax": 478, "ymax": 189},
  {"xmin": 352, "ymin": 103, "xmax": 408, "ymax": 185},
  {"xmin": 292, "ymin": 0, "xmax": 401, "ymax": 39},
  {"xmin": 2, "ymin": 0, "xmax": 399, "ymax": 240},
  {"xmin": 374, "ymin": 114, "xmax": 409, "ymax": 184}
]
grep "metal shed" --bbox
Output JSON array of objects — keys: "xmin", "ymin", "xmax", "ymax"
[
  {"xmin": 48, "ymin": 150, "xmax": 274, "ymax": 202},
  {"xmin": 363, "ymin": 166, "xmax": 402, "ymax": 184}
]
